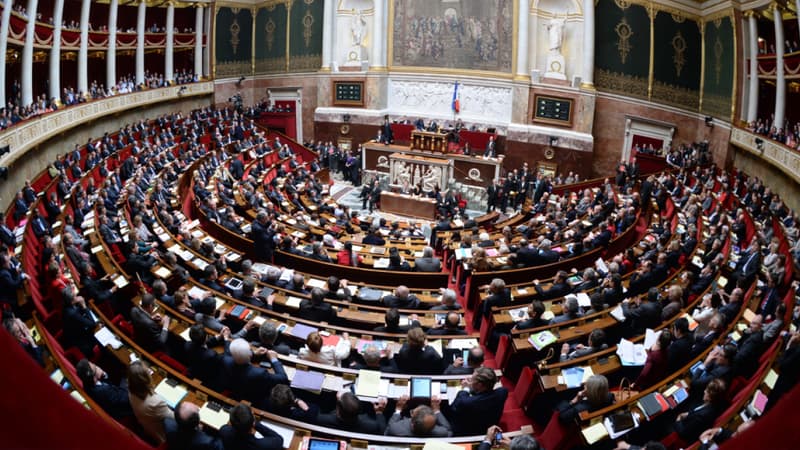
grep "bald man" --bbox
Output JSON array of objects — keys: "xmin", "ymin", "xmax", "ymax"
[
  {"xmin": 381, "ymin": 285, "xmax": 422, "ymax": 309},
  {"xmin": 164, "ymin": 401, "xmax": 223, "ymax": 450}
]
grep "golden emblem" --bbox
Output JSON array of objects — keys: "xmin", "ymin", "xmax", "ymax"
[{"xmin": 615, "ymin": 18, "xmax": 633, "ymax": 64}]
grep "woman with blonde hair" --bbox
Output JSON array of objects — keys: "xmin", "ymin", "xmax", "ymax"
[
  {"xmin": 127, "ymin": 360, "xmax": 174, "ymax": 443},
  {"xmin": 558, "ymin": 374, "xmax": 614, "ymax": 423}
]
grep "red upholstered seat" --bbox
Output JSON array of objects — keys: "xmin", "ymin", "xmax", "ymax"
[{"xmin": 538, "ymin": 411, "xmax": 583, "ymax": 450}]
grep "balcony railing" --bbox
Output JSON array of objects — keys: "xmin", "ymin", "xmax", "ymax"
[
  {"xmin": 0, "ymin": 81, "xmax": 213, "ymax": 168},
  {"xmin": 730, "ymin": 127, "xmax": 800, "ymax": 184}
]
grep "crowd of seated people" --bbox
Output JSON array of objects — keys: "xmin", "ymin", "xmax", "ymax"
[
  {"xmin": 749, "ymin": 116, "xmax": 800, "ymax": 150},
  {"xmin": 3, "ymin": 97, "xmax": 800, "ymax": 450}
]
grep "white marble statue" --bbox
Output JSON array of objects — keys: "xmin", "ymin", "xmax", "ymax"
[
  {"xmin": 351, "ymin": 10, "xmax": 366, "ymax": 47},
  {"xmin": 547, "ymin": 16, "xmax": 566, "ymax": 54}
]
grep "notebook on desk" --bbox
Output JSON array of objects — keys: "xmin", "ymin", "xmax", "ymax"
[{"xmin": 290, "ymin": 323, "xmax": 317, "ymax": 340}]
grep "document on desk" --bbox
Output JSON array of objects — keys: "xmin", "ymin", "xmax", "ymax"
[
  {"xmin": 154, "ymin": 379, "xmax": 188, "ymax": 409},
  {"xmin": 422, "ymin": 440, "xmax": 470, "ymax": 450},
  {"xmin": 290, "ymin": 370, "xmax": 324, "ymax": 393},
  {"xmin": 262, "ymin": 420, "xmax": 296, "ymax": 449},
  {"xmin": 581, "ymin": 422, "xmax": 609, "ymax": 445},
  {"xmin": 428, "ymin": 339, "xmax": 443, "ymax": 357},
  {"xmin": 355, "ymin": 370, "xmax": 382, "ymax": 398},
  {"xmin": 617, "ymin": 339, "xmax": 647, "ymax": 366},
  {"xmin": 306, "ymin": 278, "xmax": 326, "ymax": 289},
  {"xmin": 94, "ymin": 327, "xmax": 123, "ymax": 350},
  {"xmin": 285, "ymin": 296, "xmax": 303, "ymax": 309},
  {"xmin": 187, "ymin": 286, "xmax": 209, "ymax": 299},
  {"xmin": 199, "ymin": 402, "xmax": 230, "ymax": 430},
  {"xmin": 575, "ymin": 293, "xmax": 591, "ymax": 308},
  {"xmin": 610, "ymin": 305, "xmax": 626, "ymax": 322},
  {"xmin": 446, "ymin": 338, "xmax": 480, "ymax": 349}
]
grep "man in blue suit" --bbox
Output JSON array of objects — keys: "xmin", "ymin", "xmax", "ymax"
[
  {"xmin": 449, "ymin": 367, "xmax": 508, "ymax": 436},
  {"xmin": 223, "ymin": 338, "xmax": 288, "ymax": 408}
]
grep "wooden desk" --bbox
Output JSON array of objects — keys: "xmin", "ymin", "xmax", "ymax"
[
  {"xmin": 411, "ymin": 130, "xmax": 447, "ymax": 152},
  {"xmin": 380, "ymin": 192, "xmax": 437, "ymax": 220}
]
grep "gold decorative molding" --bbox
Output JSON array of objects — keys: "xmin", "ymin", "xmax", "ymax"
[
  {"xmin": 596, "ymin": 69, "xmax": 649, "ymax": 99},
  {"xmin": 615, "ymin": 18, "xmax": 634, "ymax": 64}
]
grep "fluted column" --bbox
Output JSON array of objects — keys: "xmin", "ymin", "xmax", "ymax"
[
  {"xmin": 194, "ymin": 5, "xmax": 203, "ymax": 77},
  {"xmin": 0, "ymin": 3, "xmax": 11, "ymax": 106},
  {"xmin": 77, "ymin": 0, "xmax": 91, "ymax": 96},
  {"xmin": 49, "ymin": 0, "xmax": 64, "ymax": 102},
  {"xmin": 747, "ymin": 12, "xmax": 759, "ymax": 124},
  {"xmin": 165, "ymin": 2, "xmax": 175, "ymax": 82},
  {"xmin": 370, "ymin": 0, "xmax": 387, "ymax": 68},
  {"xmin": 136, "ymin": 1, "xmax": 146, "ymax": 85},
  {"xmin": 773, "ymin": 5, "xmax": 785, "ymax": 129},
  {"xmin": 516, "ymin": 0, "xmax": 529, "ymax": 78},
  {"xmin": 107, "ymin": 0, "xmax": 118, "ymax": 90},
  {"xmin": 582, "ymin": 0, "xmax": 596, "ymax": 87},
  {"xmin": 21, "ymin": 0, "xmax": 38, "ymax": 106},
  {"xmin": 321, "ymin": 0, "xmax": 335, "ymax": 70}
]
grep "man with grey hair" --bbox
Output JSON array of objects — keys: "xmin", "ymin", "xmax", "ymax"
[
  {"xmin": 431, "ymin": 288, "xmax": 462, "ymax": 311},
  {"xmin": 480, "ymin": 426, "xmax": 540, "ymax": 450},
  {"xmin": 250, "ymin": 209, "xmax": 275, "ymax": 261},
  {"xmin": 385, "ymin": 395, "xmax": 451, "ymax": 437},
  {"xmin": 414, "ymin": 246, "xmax": 442, "ymax": 272},
  {"xmin": 352, "ymin": 344, "xmax": 397, "ymax": 372},
  {"xmin": 538, "ymin": 239, "xmax": 560, "ymax": 264},
  {"xmin": 222, "ymin": 338, "xmax": 287, "ymax": 407}
]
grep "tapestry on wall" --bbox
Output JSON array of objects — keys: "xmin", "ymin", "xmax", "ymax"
[
  {"xmin": 651, "ymin": 11, "xmax": 702, "ymax": 111},
  {"xmin": 391, "ymin": 0, "xmax": 513, "ymax": 73},
  {"xmin": 289, "ymin": 0, "xmax": 323, "ymax": 72},
  {"xmin": 215, "ymin": 7, "xmax": 254, "ymax": 78},
  {"xmin": 594, "ymin": 0, "xmax": 650, "ymax": 100},
  {"xmin": 255, "ymin": 3, "xmax": 288, "ymax": 73},
  {"xmin": 702, "ymin": 15, "xmax": 734, "ymax": 120}
]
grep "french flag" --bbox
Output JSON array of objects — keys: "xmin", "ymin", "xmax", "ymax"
[{"xmin": 452, "ymin": 81, "xmax": 460, "ymax": 113}]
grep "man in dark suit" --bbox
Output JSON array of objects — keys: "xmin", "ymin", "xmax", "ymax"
[
  {"xmin": 230, "ymin": 157, "xmax": 245, "ymax": 180},
  {"xmin": 30, "ymin": 210, "xmax": 51, "ymax": 239},
  {"xmin": 316, "ymin": 391, "xmax": 387, "ymax": 434},
  {"xmin": 483, "ymin": 136, "xmax": 497, "ymax": 158},
  {"xmin": 12, "ymin": 192, "xmax": 28, "ymax": 223},
  {"xmin": 474, "ymin": 278, "xmax": 511, "ymax": 329},
  {"xmin": 733, "ymin": 315, "xmax": 765, "ymax": 378},
  {"xmin": 727, "ymin": 241, "xmax": 761, "ymax": 293},
  {"xmin": 76, "ymin": 359, "xmax": 133, "ymax": 420},
  {"xmin": 449, "ymin": 367, "xmax": 508, "ymax": 436},
  {"xmin": 0, "ymin": 213, "xmax": 15, "ymax": 247},
  {"xmin": 250, "ymin": 211, "xmax": 275, "ymax": 262},
  {"xmin": 428, "ymin": 312, "xmax": 467, "ymax": 336},
  {"xmin": 220, "ymin": 403, "xmax": 283, "ymax": 450},
  {"xmin": 130, "ymin": 294, "xmax": 170, "ymax": 352},
  {"xmin": 621, "ymin": 288, "xmax": 663, "ymax": 336},
  {"xmin": 61, "ymin": 289, "xmax": 97, "ymax": 358},
  {"xmin": 298, "ymin": 287, "xmax": 338, "ymax": 324},
  {"xmin": 373, "ymin": 308, "xmax": 421, "ymax": 333},
  {"xmin": 394, "ymin": 327, "xmax": 444, "ymax": 374},
  {"xmin": 533, "ymin": 271, "xmax": 571, "ymax": 301},
  {"xmin": 537, "ymin": 240, "xmax": 560, "ymax": 264},
  {"xmin": 667, "ymin": 318, "xmax": 694, "ymax": 372},
  {"xmin": 414, "ymin": 246, "xmax": 442, "ymax": 272},
  {"xmin": 381, "ymin": 285, "xmax": 422, "ymax": 309},
  {"xmin": 184, "ymin": 324, "xmax": 227, "ymax": 391},
  {"xmin": 165, "ymin": 401, "xmax": 223, "ymax": 450},
  {"xmin": 514, "ymin": 240, "xmax": 540, "ymax": 267},
  {"xmin": 223, "ymin": 338, "xmax": 288, "ymax": 407}
]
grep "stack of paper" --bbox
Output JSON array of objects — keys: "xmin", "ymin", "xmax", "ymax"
[
  {"xmin": 355, "ymin": 370, "xmax": 382, "ymax": 398},
  {"xmin": 617, "ymin": 339, "xmax": 647, "ymax": 366},
  {"xmin": 199, "ymin": 402, "xmax": 230, "ymax": 430},
  {"xmin": 154, "ymin": 379, "xmax": 188, "ymax": 408},
  {"xmin": 94, "ymin": 327, "xmax": 123, "ymax": 350}
]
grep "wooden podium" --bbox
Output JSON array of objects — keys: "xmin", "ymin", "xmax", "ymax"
[
  {"xmin": 411, "ymin": 130, "xmax": 447, "ymax": 152},
  {"xmin": 380, "ymin": 192, "xmax": 437, "ymax": 220}
]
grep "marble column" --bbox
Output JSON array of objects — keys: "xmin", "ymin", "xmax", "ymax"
[
  {"xmin": 747, "ymin": 13, "xmax": 759, "ymax": 124},
  {"xmin": 773, "ymin": 5, "xmax": 785, "ymax": 129},
  {"xmin": 136, "ymin": 1, "xmax": 146, "ymax": 85},
  {"xmin": 582, "ymin": 0, "xmax": 595, "ymax": 87},
  {"xmin": 77, "ymin": 0, "xmax": 91, "ymax": 96},
  {"xmin": 321, "ymin": 0, "xmax": 335, "ymax": 70},
  {"xmin": 165, "ymin": 2, "xmax": 175, "ymax": 82},
  {"xmin": 21, "ymin": 0, "xmax": 38, "ymax": 106},
  {"xmin": 107, "ymin": 0, "xmax": 118, "ymax": 90},
  {"xmin": 49, "ymin": 0, "xmax": 64, "ymax": 102},
  {"xmin": 0, "ymin": 2, "xmax": 11, "ymax": 106},
  {"xmin": 203, "ymin": 7, "xmax": 211, "ymax": 77},
  {"xmin": 516, "ymin": 0, "xmax": 529, "ymax": 78},
  {"xmin": 370, "ymin": 0, "xmax": 388, "ymax": 68},
  {"xmin": 194, "ymin": 5, "xmax": 203, "ymax": 77}
]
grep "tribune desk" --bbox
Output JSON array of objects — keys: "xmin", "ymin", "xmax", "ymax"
[{"xmin": 380, "ymin": 191, "xmax": 437, "ymax": 220}]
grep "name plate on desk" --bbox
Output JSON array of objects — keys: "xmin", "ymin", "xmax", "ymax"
[{"xmin": 533, "ymin": 94, "xmax": 573, "ymax": 126}]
